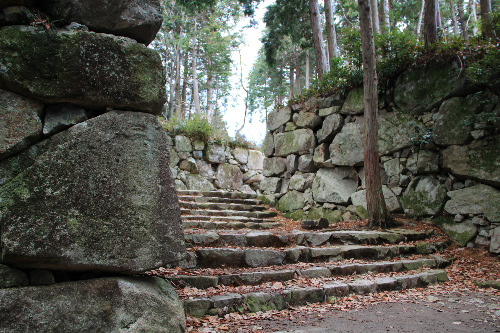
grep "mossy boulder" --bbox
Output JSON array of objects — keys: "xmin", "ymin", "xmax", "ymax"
[
  {"xmin": 216, "ymin": 163, "xmax": 243, "ymax": 190},
  {"xmin": 312, "ymin": 167, "xmax": 358, "ymax": 204},
  {"xmin": 274, "ymin": 129, "xmax": 316, "ymax": 157},
  {"xmin": 329, "ymin": 122, "xmax": 364, "ymax": 166},
  {"xmin": 442, "ymin": 140, "xmax": 500, "ymax": 187},
  {"xmin": 444, "ymin": 184, "xmax": 500, "ymax": 222},
  {"xmin": 378, "ymin": 110, "xmax": 422, "ymax": 155},
  {"xmin": 432, "ymin": 217, "xmax": 478, "ymax": 246},
  {"xmin": 0, "ymin": 89, "xmax": 43, "ymax": 161},
  {"xmin": 351, "ymin": 186, "xmax": 401, "ymax": 213},
  {"xmin": 0, "ymin": 111, "xmax": 185, "ymax": 273},
  {"xmin": 341, "ymin": 87, "xmax": 364, "ymax": 115},
  {"xmin": 39, "ymin": 0, "xmax": 163, "ymax": 45},
  {"xmin": 400, "ymin": 177, "xmax": 446, "ymax": 217},
  {"xmin": 184, "ymin": 174, "xmax": 215, "ymax": 191},
  {"xmin": 277, "ymin": 190, "xmax": 309, "ymax": 212},
  {"xmin": 394, "ymin": 63, "xmax": 464, "ymax": 115},
  {"xmin": 0, "ymin": 26, "xmax": 165, "ymax": 114},
  {"xmin": 267, "ymin": 106, "xmax": 292, "ymax": 131},
  {"xmin": 0, "ymin": 276, "xmax": 186, "ymax": 333}
]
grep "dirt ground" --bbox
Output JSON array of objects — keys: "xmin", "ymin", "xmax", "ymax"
[{"xmin": 248, "ymin": 292, "xmax": 500, "ymax": 333}]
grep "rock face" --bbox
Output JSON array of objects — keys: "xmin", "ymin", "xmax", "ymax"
[
  {"xmin": 401, "ymin": 177, "xmax": 446, "ymax": 217},
  {"xmin": 0, "ymin": 112, "xmax": 185, "ymax": 273},
  {"xmin": 42, "ymin": 104, "xmax": 88, "ymax": 137},
  {"xmin": 267, "ymin": 106, "xmax": 292, "ymax": 131},
  {"xmin": 0, "ymin": 26, "xmax": 166, "ymax": 115},
  {"xmin": 329, "ymin": 123, "xmax": 364, "ymax": 166},
  {"xmin": 216, "ymin": 164, "xmax": 243, "ymax": 190},
  {"xmin": 39, "ymin": 0, "xmax": 163, "ymax": 45},
  {"xmin": 0, "ymin": 276, "xmax": 186, "ymax": 333},
  {"xmin": 0, "ymin": 89, "xmax": 43, "ymax": 160},
  {"xmin": 274, "ymin": 129, "xmax": 316, "ymax": 156},
  {"xmin": 312, "ymin": 167, "xmax": 358, "ymax": 204},
  {"xmin": 351, "ymin": 186, "xmax": 401, "ymax": 213},
  {"xmin": 444, "ymin": 185, "xmax": 500, "ymax": 222}
]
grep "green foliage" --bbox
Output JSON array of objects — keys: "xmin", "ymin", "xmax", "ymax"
[
  {"xmin": 225, "ymin": 133, "xmax": 258, "ymax": 149},
  {"xmin": 162, "ymin": 115, "xmax": 213, "ymax": 142},
  {"xmin": 465, "ymin": 45, "xmax": 500, "ymax": 86}
]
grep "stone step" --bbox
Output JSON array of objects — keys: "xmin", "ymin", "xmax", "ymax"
[
  {"xmin": 178, "ymin": 195, "xmax": 262, "ymax": 206},
  {"xmin": 179, "ymin": 201, "xmax": 267, "ymax": 212},
  {"xmin": 183, "ymin": 221, "xmax": 282, "ymax": 230},
  {"xmin": 175, "ymin": 241, "xmax": 450, "ymax": 269},
  {"xmin": 177, "ymin": 190, "xmax": 258, "ymax": 200},
  {"xmin": 166, "ymin": 258, "xmax": 449, "ymax": 289},
  {"xmin": 184, "ymin": 229, "xmax": 430, "ymax": 248},
  {"xmin": 182, "ymin": 270, "xmax": 449, "ymax": 317},
  {"xmin": 181, "ymin": 209, "xmax": 277, "ymax": 219},
  {"xmin": 182, "ymin": 215, "xmax": 275, "ymax": 223}
]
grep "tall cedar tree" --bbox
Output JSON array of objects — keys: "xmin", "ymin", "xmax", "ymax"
[
  {"xmin": 309, "ymin": 0, "xmax": 328, "ymax": 80},
  {"xmin": 424, "ymin": 0, "xmax": 438, "ymax": 48},
  {"xmin": 357, "ymin": 0, "xmax": 393, "ymax": 228}
]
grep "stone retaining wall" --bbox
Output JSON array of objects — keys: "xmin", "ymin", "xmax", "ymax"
[
  {"xmin": 168, "ymin": 135, "xmax": 265, "ymax": 194},
  {"xmin": 262, "ymin": 62, "xmax": 500, "ymax": 255}
]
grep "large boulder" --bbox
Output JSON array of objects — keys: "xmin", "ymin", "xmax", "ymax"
[
  {"xmin": 259, "ymin": 177, "xmax": 282, "ymax": 194},
  {"xmin": 394, "ymin": 63, "xmax": 464, "ymax": 115},
  {"xmin": 400, "ymin": 177, "xmax": 446, "ymax": 217},
  {"xmin": 341, "ymin": 87, "xmax": 364, "ymax": 115},
  {"xmin": 232, "ymin": 147, "xmax": 248, "ymax": 164},
  {"xmin": 247, "ymin": 150, "xmax": 264, "ymax": 170},
  {"xmin": 312, "ymin": 167, "xmax": 358, "ymax": 204},
  {"xmin": 0, "ymin": 276, "xmax": 186, "ymax": 333},
  {"xmin": 351, "ymin": 186, "xmax": 401, "ymax": 213},
  {"xmin": 216, "ymin": 163, "xmax": 243, "ymax": 190},
  {"xmin": 317, "ymin": 113, "xmax": 343, "ymax": 143},
  {"xmin": 432, "ymin": 96, "xmax": 479, "ymax": 146},
  {"xmin": 378, "ymin": 110, "xmax": 422, "ymax": 155},
  {"xmin": 174, "ymin": 135, "xmax": 192, "ymax": 152},
  {"xmin": 0, "ymin": 111, "xmax": 185, "ymax": 273},
  {"xmin": 274, "ymin": 129, "xmax": 316, "ymax": 156},
  {"xmin": 0, "ymin": 89, "xmax": 43, "ymax": 161},
  {"xmin": 263, "ymin": 133, "xmax": 274, "ymax": 157},
  {"xmin": 294, "ymin": 112, "xmax": 322, "ymax": 129},
  {"xmin": 277, "ymin": 190, "xmax": 309, "ymax": 212},
  {"xmin": 329, "ymin": 122, "xmax": 364, "ymax": 166},
  {"xmin": 206, "ymin": 144, "xmax": 225, "ymax": 163},
  {"xmin": 263, "ymin": 157, "xmax": 286, "ymax": 177},
  {"xmin": 406, "ymin": 150, "xmax": 439, "ymax": 174},
  {"xmin": 0, "ymin": 26, "xmax": 165, "ymax": 115},
  {"xmin": 491, "ymin": 227, "xmax": 500, "ymax": 254},
  {"xmin": 184, "ymin": 174, "xmax": 215, "ymax": 191},
  {"xmin": 43, "ymin": 104, "xmax": 88, "ymax": 137},
  {"xmin": 444, "ymin": 184, "xmax": 500, "ymax": 222},
  {"xmin": 39, "ymin": 0, "xmax": 163, "ymax": 45},
  {"xmin": 442, "ymin": 141, "xmax": 500, "ymax": 187},
  {"xmin": 433, "ymin": 217, "xmax": 478, "ymax": 247},
  {"xmin": 267, "ymin": 106, "xmax": 292, "ymax": 131}
]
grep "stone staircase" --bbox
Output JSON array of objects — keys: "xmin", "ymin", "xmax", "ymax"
[{"xmin": 156, "ymin": 190, "xmax": 452, "ymax": 318}]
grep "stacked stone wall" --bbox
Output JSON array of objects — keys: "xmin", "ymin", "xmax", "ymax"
[
  {"xmin": 0, "ymin": 1, "xmax": 186, "ymax": 331},
  {"xmin": 168, "ymin": 135, "xmax": 265, "ymax": 194},
  {"xmin": 263, "ymin": 62, "xmax": 500, "ymax": 255}
]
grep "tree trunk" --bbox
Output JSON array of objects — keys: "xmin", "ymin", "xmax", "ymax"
[
  {"xmin": 457, "ymin": 0, "xmax": 470, "ymax": 41},
  {"xmin": 305, "ymin": 50, "xmax": 310, "ymax": 89},
  {"xmin": 480, "ymin": 0, "xmax": 496, "ymax": 38},
  {"xmin": 357, "ymin": 0, "xmax": 392, "ymax": 228},
  {"xmin": 167, "ymin": 62, "xmax": 175, "ymax": 119},
  {"xmin": 294, "ymin": 51, "xmax": 302, "ymax": 95},
  {"xmin": 206, "ymin": 59, "xmax": 214, "ymax": 123},
  {"xmin": 309, "ymin": 0, "xmax": 328, "ymax": 80},
  {"xmin": 380, "ymin": 0, "xmax": 391, "ymax": 33},
  {"xmin": 424, "ymin": 0, "xmax": 438, "ymax": 48},
  {"xmin": 370, "ymin": 0, "xmax": 381, "ymax": 34},
  {"xmin": 437, "ymin": 0, "xmax": 443, "ymax": 30},
  {"xmin": 325, "ymin": 0, "xmax": 339, "ymax": 69},
  {"xmin": 449, "ymin": 0, "xmax": 460, "ymax": 34},
  {"xmin": 191, "ymin": 19, "xmax": 201, "ymax": 116},
  {"xmin": 416, "ymin": 0, "xmax": 425, "ymax": 37},
  {"xmin": 289, "ymin": 63, "xmax": 295, "ymax": 99},
  {"xmin": 181, "ymin": 54, "xmax": 189, "ymax": 119},
  {"xmin": 174, "ymin": 51, "xmax": 182, "ymax": 116},
  {"xmin": 471, "ymin": 0, "xmax": 478, "ymax": 35}
]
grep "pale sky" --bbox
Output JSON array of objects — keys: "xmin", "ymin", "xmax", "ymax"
[{"xmin": 224, "ymin": 0, "xmax": 275, "ymax": 146}]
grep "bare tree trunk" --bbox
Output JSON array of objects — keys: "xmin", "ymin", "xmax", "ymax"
[
  {"xmin": 370, "ymin": 0, "xmax": 381, "ymax": 34},
  {"xmin": 471, "ymin": 0, "xmax": 478, "ymax": 35},
  {"xmin": 206, "ymin": 59, "xmax": 214, "ymax": 122},
  {"xmin": 424, "ymin": 0, "xmax": 438, "ymax": 48},
  {"xmin": 325, "ymin": 0, "xmax": 339, "ymax": 69},
  {"xmin": 449, "ymin": 0, "xmax": 460, "ymax": 34},
  {"xmin": 167, "ymin": 62, "xmax": 175, "ymax": 119},
  {"xmin": 457, "ymin": 0, "xmax": 470, "ymax": 41},
  {"xmin": 416, "ymin": 0, "xmax": 425, "ymax": 37},
  {"xmin": 289, "ymin": 63, "xmax": 295, "ymax": 99},
  {"xmin": 181, "ymin": 54, "xmax": 189, "ymax": 119},
  {"xmin": 437, "ymin": 0, "xmax": 444, "ymax": 31},
  {"xmin": 357, "ymin": 0, "xmax": 392, "ymax": 228},
  {"xmin": 309, "ymin": 0, "xmax": 328, "ymax": 80},
  {"xmin": 480, "ymin": 0, "xmax": 496, "ymax": 38},
  {"xmin": 305, "ymin": 50, "xmax": 310, "ymax": 89},
  {"xmin": 191, "ymin": 19, "xmax": 201, "ymax": 115},
  {"xmin": 174, "ymin": 51, "xmax": 182, "ymax": 116},
  {"xmin": 380, "ymin": 0, "xmax": 391, "ymax": 33},
  {"xmin": 294, "ymin": 51, "xmax": 301, "ymax": 95}
]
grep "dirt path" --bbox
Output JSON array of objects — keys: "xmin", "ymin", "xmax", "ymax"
[{"xmin": 249, "ymin": 292, "xmax": 500, "ymax": 333}]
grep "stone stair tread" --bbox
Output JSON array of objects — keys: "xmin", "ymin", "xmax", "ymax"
[
  {"xmin": 179, "ymin": 201, "xmax": 267, "ymax": 212},
  {"xmin": 177, "ymin": 190, "xmax": 258, "ymax": 200},
  {"xmin": 162, "ymin": 257, "xmax": 449, "ymax": 289},
  {"xmin": 183, "ymin": 229, "xmax": 430, "ymax": 247},
  {"xmin": 183, "ymin": 221, "xmax": 282, "ymax": 230},
  {"xmin": 181, "ymin": 209, "xmax": 277, "ymax": 218},
  {"xmin": 178, "ymin": 196, "xmax": 263, "ymax": 205},
  {"xmin": 181, "ymin": 269, "xmax": 449, "ymax": 317},
  {"xmin": 175, "ymin": 241, "xmax": 450, "ymax": 269},
  {"xmin": 182, "ymin": 215, "xmax": 275, "ymax": 223}
]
